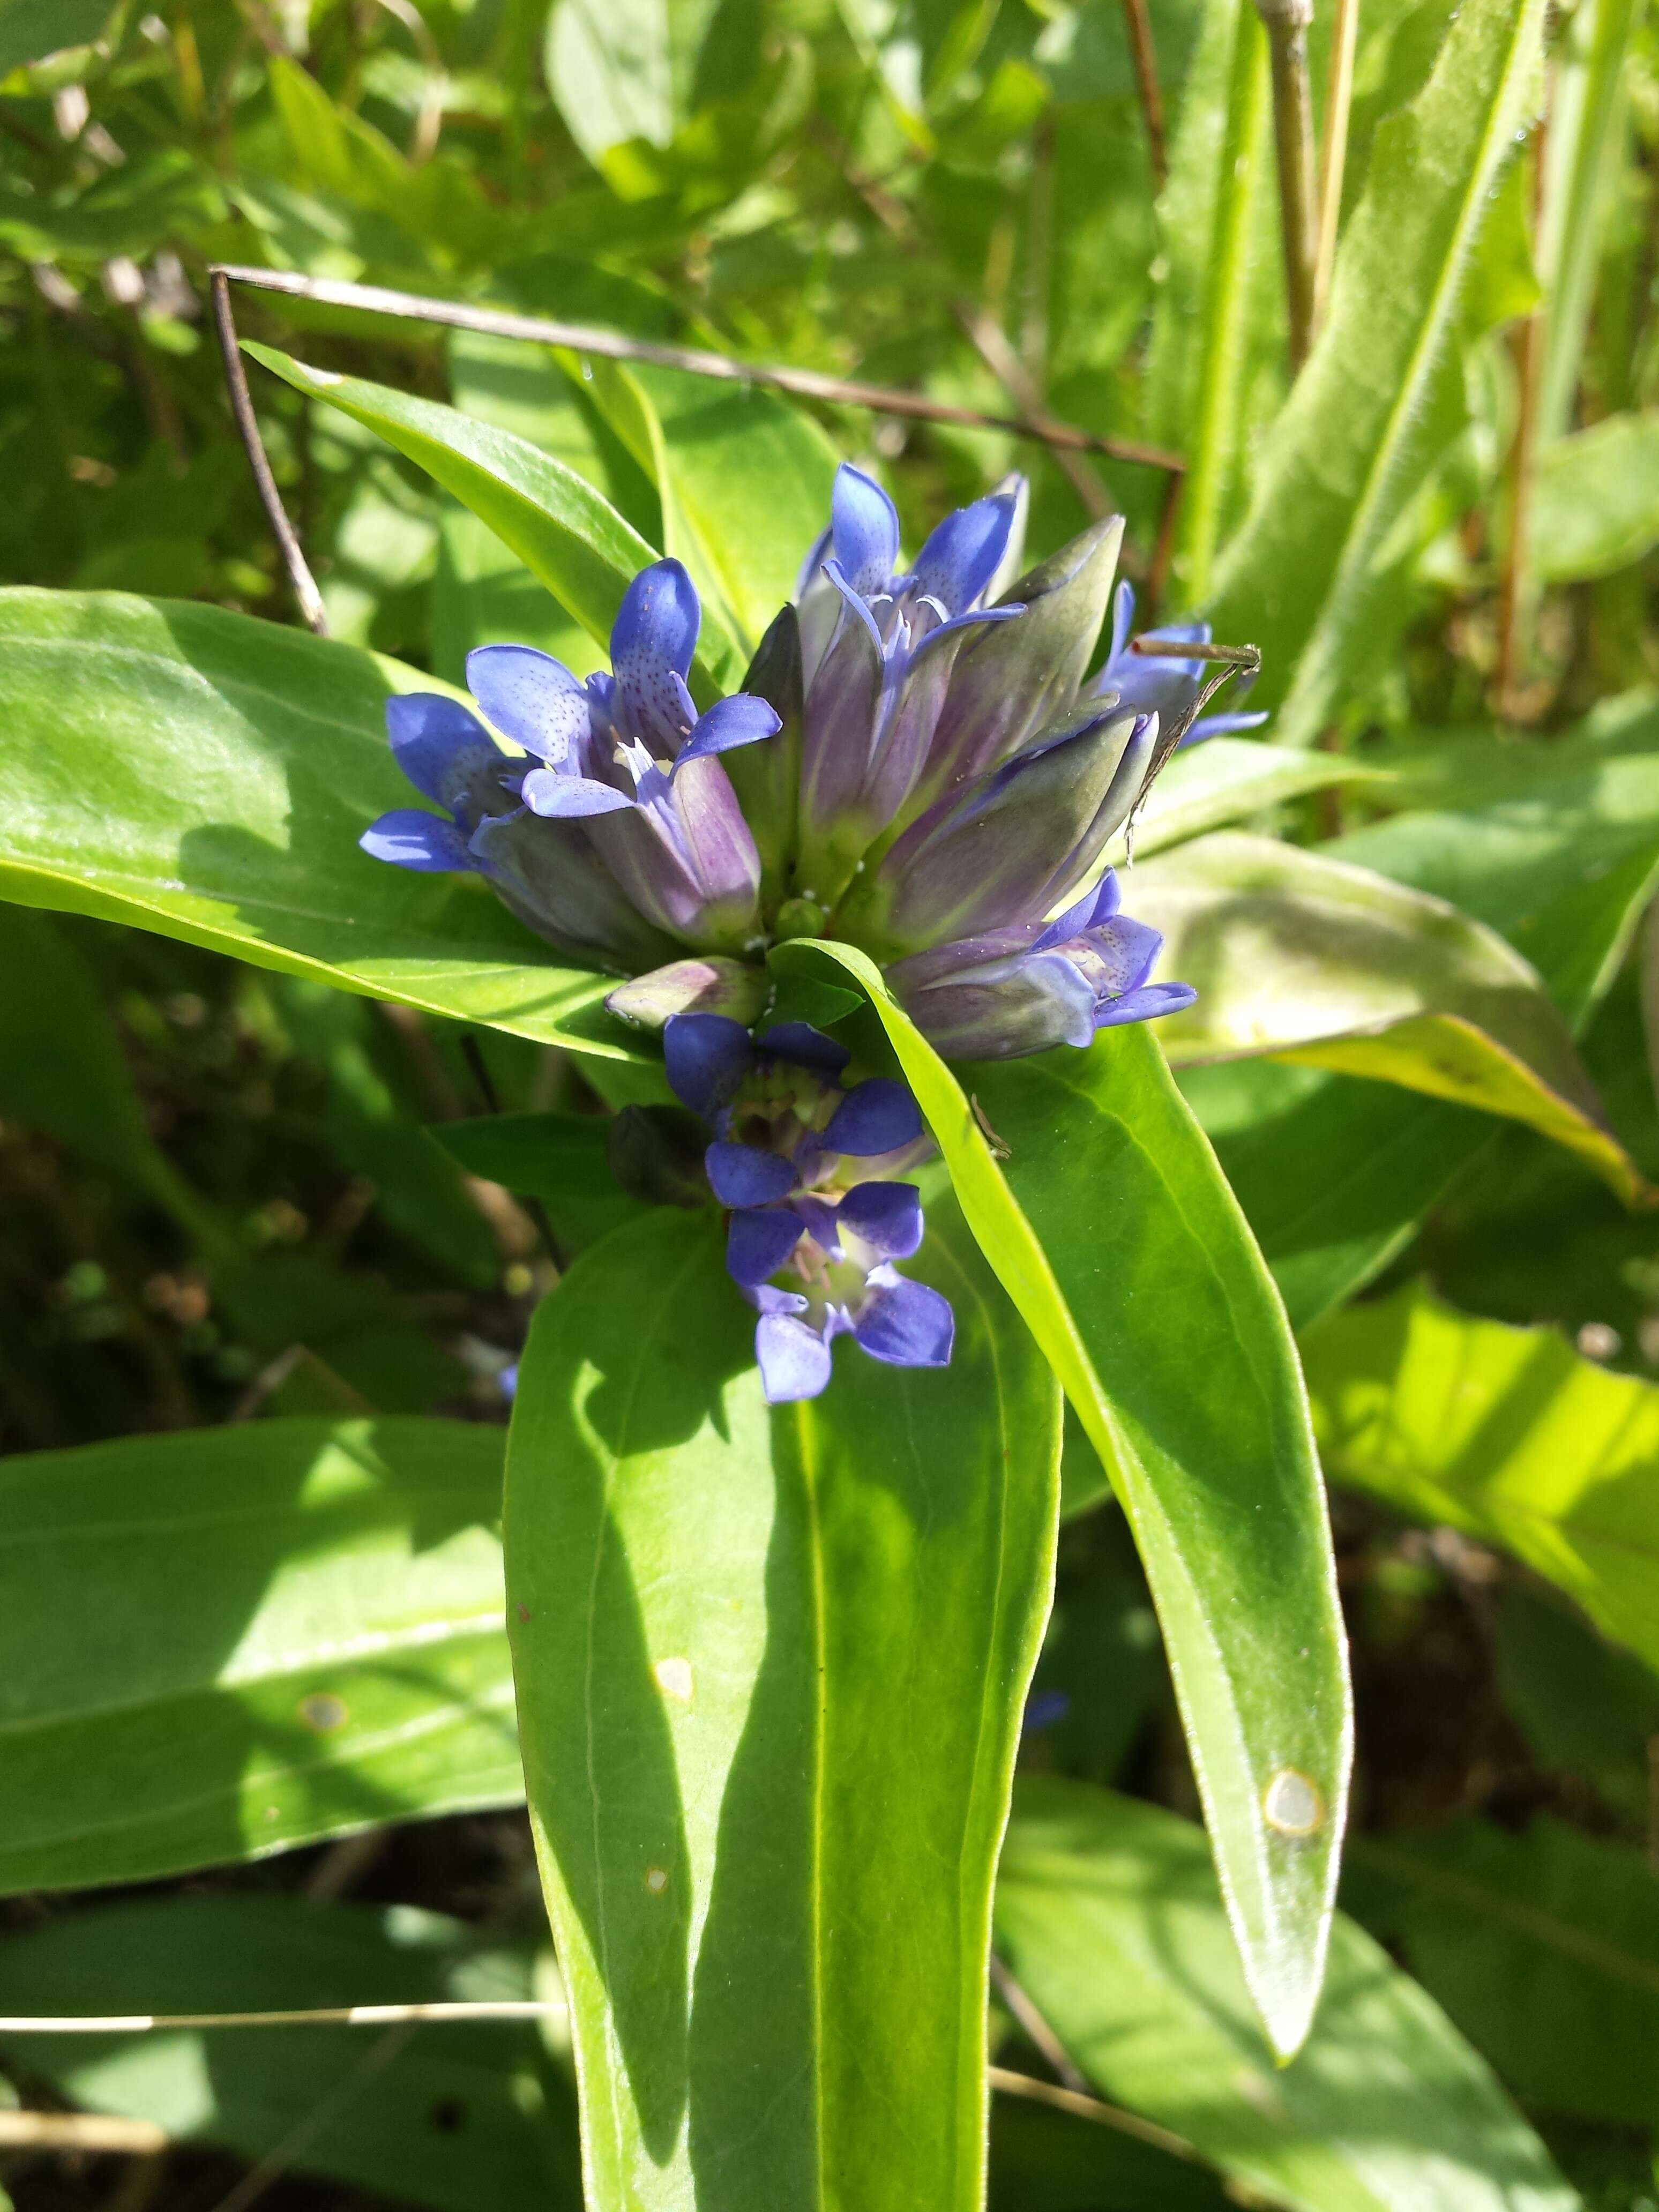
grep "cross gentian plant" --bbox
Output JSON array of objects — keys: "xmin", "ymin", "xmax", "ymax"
[{"xmin": 363, "ymin": 466, "xmax": 1250, "ymax": 1389}]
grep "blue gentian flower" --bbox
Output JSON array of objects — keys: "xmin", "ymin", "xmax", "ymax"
[
  {"xmin": 1090, "ymin": 581, "xmax": 1267, "ymax": 748},
  {"xmin": 885, "ymin": 870, "xmax": 1197, "ymax": 1059},
  {"xmin": 663, "ymin": 1012, "xmax": 952, "ymax": 1402}
]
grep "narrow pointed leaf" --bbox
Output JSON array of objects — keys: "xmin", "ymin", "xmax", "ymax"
[
  {"xmin": 245, "ymin": 342, "xmax": 745, "ymax": 696},
  {"xmin": 505, "ymin": 1200, "xmax": 1059, "ymax": 2209},
  {"xmin": 0, "ymin": 589, "xmax": 648, "ymax": 1061},
  {"xmin": 1205, "ymin": 0, "xmax": 1548, "ymax": 743},
  {"xmin": 769, "ymin": 937, "xmax": 1351, "ymax": 2060},
  {"xmin": 996, "ymin": 1781, "xmax": 1580, "ymax": 2212},
  {"xmin": 1133, "ymin": 833, "xmax": 1642, "ymax": 1200},
  {"xmin": 0, "ymin": 1418, "xmax": 519, "ymax": 1895}
]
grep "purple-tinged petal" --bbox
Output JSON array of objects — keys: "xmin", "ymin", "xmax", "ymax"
[
  {"xmin": 466, "ymin": 645, "xmax": 591, "ymax": 766},
  {"xmin": 821, "ymin": 558, "xmax": 886, "ymax": 655},
  {"xmin": 1093, "ymin": 980, "xmax": 1198, "ymax": 1029},
  {"xmin": 831, "ymin": 462, "xmax": 901, "ymax": 597},
  {"xmin": 727, "ymin": 1206, "xmax": 805, "ymax": 1286},
  {"xmin": 360, "ymin": 810, "xmax": 479, "ymax": 872},
  {"xmin": 837, "ymin": 1180, "xmax": 923, "ymax": 1261},
  {"xmin": 825, "ymin": 1079, "xmax": 923, "ymax": 1157},
  {"xmin": 1182, "ymin": 709, "xmax": 1269, "ymax": 747},
  {"xmin": 895, "ymin": 946, "xmax": 1098, "ymax": 1058},
  {"xmin": 756, "ymin": 1311, "xmax": 833, "ymax": 1402},
  {"xmin": 662, "ymin": 1012, "xmax": 754, "ymax": 1119},
  {"xmin": 611, "ymin": 558, "xmax": 700, "ymax": 743},
  {"xmin": 1070, "ymin": 914, "xmax": 1164, "ymax": 999},
  {"xmin": 791, "ymin": 1193, "xmax": 843, "ymax": 1254},
  {"xmin": 756, "ymin": 1023, "xmax": 851, "ymax": 1077},
  {"xmin": 1023, "ymin": 1688, "xmax": 1071, "ymax": 1732},
  {"xmin": 854, "ymin": 1269, "xmax": 954, "ymax": 1369},
  {"xmin": 706, "ymin": 1141, "xmax": 798, "ymax": 1208},
  {"xmin": 1108, "ymin": 578, "xmax": 1134, "ymax": 666},
  {"xmin": 1033, "ymin": 868, "xmax": 1121, "ymax": 954},
  {"xmin": 520, "ymin": 768, "xmax": 636, "ymax": 818},
  {"xmin": 911, "ymin": 489, "xmax": 1020, "ymax": 615},
  {"xmin": 677, "ymin": 693, "xmax": 782, "ymax": 766},
  {"xmin": 794, "ymin": 522, "xmax": 833, "ymax": 607},
  {"xmin": 385, "ymin": 693, "xmax": 496, "ymax": 808}
]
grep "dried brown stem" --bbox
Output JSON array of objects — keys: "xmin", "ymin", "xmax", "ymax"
[
  {"xmin": 1254, "ymin": 0, "xmax": 1319, "ymax": 371},
  {"xmin": 1120, "ymin": 0, "xmax": 1169, "ymax": 195},
  {"xmin": 0, "ymin": 2112, "xmax": 168, "ymax": 2154},
  {"xmin": 209, "ymin": 271, "xmax": 328, "ymax": 635},
  {"xmin": 208, "ymin": 264, "xmax": 1184, "ymax": 473}
]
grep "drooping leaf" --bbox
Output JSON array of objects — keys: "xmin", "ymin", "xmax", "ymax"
[
  {"xmin": 1133, "ymin": 832, "xmax": 1640, "ymax": 1198},
  {"xmin": 769, "ymin": 936, "xmax": 1351, "ymax": 2061},
  {"xmin": 0, "ymin": 1418, "xmax": 519, "ymax": 1894},
  {"xmin": 1494, "ymin": 1586, "xmax": 1659, "ymax": 1826},
  {"xmin": 0, "ymin": 1895, "xmax": 579, "ymax": 2211},
  {"xmin": 1349, "ymin": 1817, "xmax": 1659, "ymax": 2131},
  {"xmin": 0, "ymin": 588, "xmax": 640, "ymax": 1061},
  {"xmin": 1302, "ymin": 1280, "xmax": 1659, "ymax": 1675},
  {"xmin": 1533, "ymin": 417, "xmax": 1659, "ymax": 583},
  {"xmin": 996, "ymin": 1780, "xmax": 1580, "ymax": 2212},
  {"xmin": 1206, "ymin": 0, "xmax": 1547, "ymax": 742},
  {"xmin": 506, "ymin": 1198, "xmax": 1059, "ymax": 2209},
  {"xmin": 245, "ymin": 344, "xmax": 746, "ymax": 696}
]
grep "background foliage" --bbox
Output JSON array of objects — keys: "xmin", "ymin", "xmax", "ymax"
[{"xmin": 5, "ymin": 0, "xmax": 1659, "ymax": 2204}]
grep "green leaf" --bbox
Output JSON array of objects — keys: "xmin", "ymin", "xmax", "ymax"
[
  {"xmin": 0, "ymin": 588, "xmax": 643, "ymax": 1062},
  {"xmin": 432, "ymin": 1110, "xmax": 649, "ymax": 1254},
  {"xmin": 996, "ymin": 1780, "xmax": 1580, "ymax": 2212},
  {"xmin": 245, "ymin": 345, "xmax": 745, "ymax": 696},
  {"xmin": 1495, "ymin": 1586, "xmax": 1659, "ymax": 1826},
  {"xmin": 769, "ymin": 937, "xmax": 1350, "ymax": 2060},
  {"xmin": 1528, "ymin": 413, "xmax": 1659, "ymax": 582},
  {"xmin": 506, "ymin": 1199, "xmax": 1059, "ymax": 2208},
  {"xmin": 1134, "ymin": 833, "xmax": 1641, "ymax": 1200},
  {"xmin": 1108, "ymin": 739, "xmax": 1389, "ymax": 863},
  {"xmin": 1349, "ymin": 1817, "xmax": 1659, "ymax": 2131},
  {"xmin": 1302, "ymin": 1280, "xmax": 1659, "ymax": 1675},
  {"xmin": 0, "ymin": 1895, "xmax": 579, "ymax": 2210},
  {"xmin": 1206, "ymin": 0, "xmax": 1546, "ymax": 742},
  {"xmin": 0, "ymin": 1418, "xmax": 519, "ymax": 1894},
  {"xmin": 0, "ymin": 0, "xmax": 113, "ymax": 73}
]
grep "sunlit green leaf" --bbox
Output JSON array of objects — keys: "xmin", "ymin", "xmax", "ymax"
[
  {"xmin": 770, "ymin": 935, "xmax": 1350, "ymax": 2061},
  {"xmin": 0, "ymin": 1417, "xmax": 518, "ymax": 1894},
  {"xmin": 997, "ymin": 1780, "xmax": 1579, "ymax": 2212},
  {"xmin": 507, "ymin": 1199, "xmax": 1059, "ymax": 2208}
]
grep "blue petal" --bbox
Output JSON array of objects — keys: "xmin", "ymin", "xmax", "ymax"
[
  {"xmin": 520, "ymin": 768, "xmax": 635, "ymax": 818},
  {"xmin": 706, "ymin": 1140, "xmax": 798, "ymax": 1208},
  {"xmin": 466, "ymin": 645, "xmax": 590, "ymax": 765},
  {"xmin": 905, "ymin": 600, "xmax": 1024, "ymax": 672},
  {"xmin": 677, "ymin": 693, "xmax": 782, "ymax": 767},
  {"xmin": 853, "ymin": 1270, "xmax": 954, "ymax": 1369},
  {"xmin": 727, "ymin": 1206, "xmax": 805, "ymax": 1286},
  {"xmin": 360, "ymin": 809, "xmax": 477, "ymax": 872},
  {"xmin": 385, "ymin": 693, "xmax": 495, "ymax": 807},
  {"xmin": 1082, "ymin": 915, "xmax": 1164, "ymax": 997},
  {"xmin": 836, "ymin": 1180, "xmax": 923, "ymax": 1260},
  {"xmin": 1108, "ymin": 578, "xmax": 1134, "ymax": 665},
  {"xmin": 790, "ymin": 1194, "xmax": 843, "ymax": 1254},
  {"xmin": 831, "ymin": 463, "xmax": 901, "ymax": 597},
  {"xmin": 756, "ymin": 1312, "xmax": 833, "ymax": 1402},
  {"xmin": 911, "ymin": 490, "xmax": 1020, "ymax": 615},
  {"xmin": 793, "ymin": 522, "xmax": 833, "ymax": 604},
  {"xmin": 1033, "ymin": 869, "xmax": 1121, "ymax": 953},
  {"xmin": 611, "ymin": 559, "xmax": 700, "ymax": 739},
  {"xmin": 1023, "ymin": 1688, "xmax": 1071, "ymax": 1732},
  {"xmin": 824, "ymin": 1078, "xmax": 924, "ymax": 1156},
  {"xmin": 662, "ymin": 1012, "xmax": 754, "ymax": 1119},
  {"xmin": 821, "ymin": 558, "xmax": 887, "ymax": 655},
  {"xmin": 756, "ymin": 1022, "xmax": 852, "ymax": 1077},
  {"xmin": 1182, "ymin": 709, "xmax": 1269, "ymax": 748},
  {"xmin": 1094, "ymin": 980, "xmax": 1198, "ymax": 1029}
]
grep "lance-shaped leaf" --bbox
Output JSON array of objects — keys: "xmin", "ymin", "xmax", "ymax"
[
  {"xmin": 246, "ymin": 343, "xmax": 745, "ymax": 698},
  {"xmin": 996, "ymin": 1781, "xmax": 1579, "ymax": 2212},
  {"xmin": 1205, "ymin": 0, "xmax": 1548, "ymax": 743},
  {"xmin": 767, "ymin": 936, "xmax": 1350, "ymax": 2060},
  {"xmin": 1302, "ymin": 1280, "xmax": 1659, "ymax": 1674},
  {"xmin": 0, "ymin": 1418, "xmax": 519, "ymax": 1895},
  {"xmin": 1132, "ymin": 832, "xmax": 1642, "ymax": 1201},
  {"xmin": 0, "ymin": 588, "xmax": 649, "ymax": 1062},
  {"xmin": 505, "ymin": 1200, "xmax": 1059, "ymax": 2211}
]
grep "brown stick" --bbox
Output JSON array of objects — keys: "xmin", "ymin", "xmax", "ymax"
[
  {"xmin": 1254, "ymin": 0, "xmax": 1319, "ymax": 371},
  {"xmin": 1120, "ymin": 0, "xmax": 1169, "ymax": 195},
  {"xmin": 987, "ymin": 2068, "xmax": 1198, "ymax": 2161},
  {"xmin": 209, "ymin": 271, "xmax": 328, "ymax": 635},
  {"xmin": 1312, "ymin": 0, "xmax": 1361, "ymax": 331},
  {"xmin": 0, "ymin": 2112, "xmax": 169, "ymax": 2154},
  {"xmin": 207, "ymin": 264, "xmax": 1185, "ymax": 474}
]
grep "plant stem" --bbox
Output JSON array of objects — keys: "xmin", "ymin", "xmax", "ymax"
[
  {"xmin": 1120, "ymin": 0, "xmax": 1169, "ymax": 194},
  {"xmin": 1312, "ymin": 0, "xmax": 1360, "ymax": 331},
  {"xmin": 1254, "ymin": 0, "xmax": 1319, "ymax": 371},
  {"xmin": 1497, "ymin": 109, "xmax": 1550, "ymax": 716}
]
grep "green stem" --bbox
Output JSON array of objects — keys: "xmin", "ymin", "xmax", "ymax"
[{"xmin": 1255, "ymin": 0, "xmax": 1319, "ymax": 371}]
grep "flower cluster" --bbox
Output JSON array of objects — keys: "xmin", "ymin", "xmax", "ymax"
[{"xmin": 363, "ymin": 464, "xmax": 1262, "ymax": 1393}]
